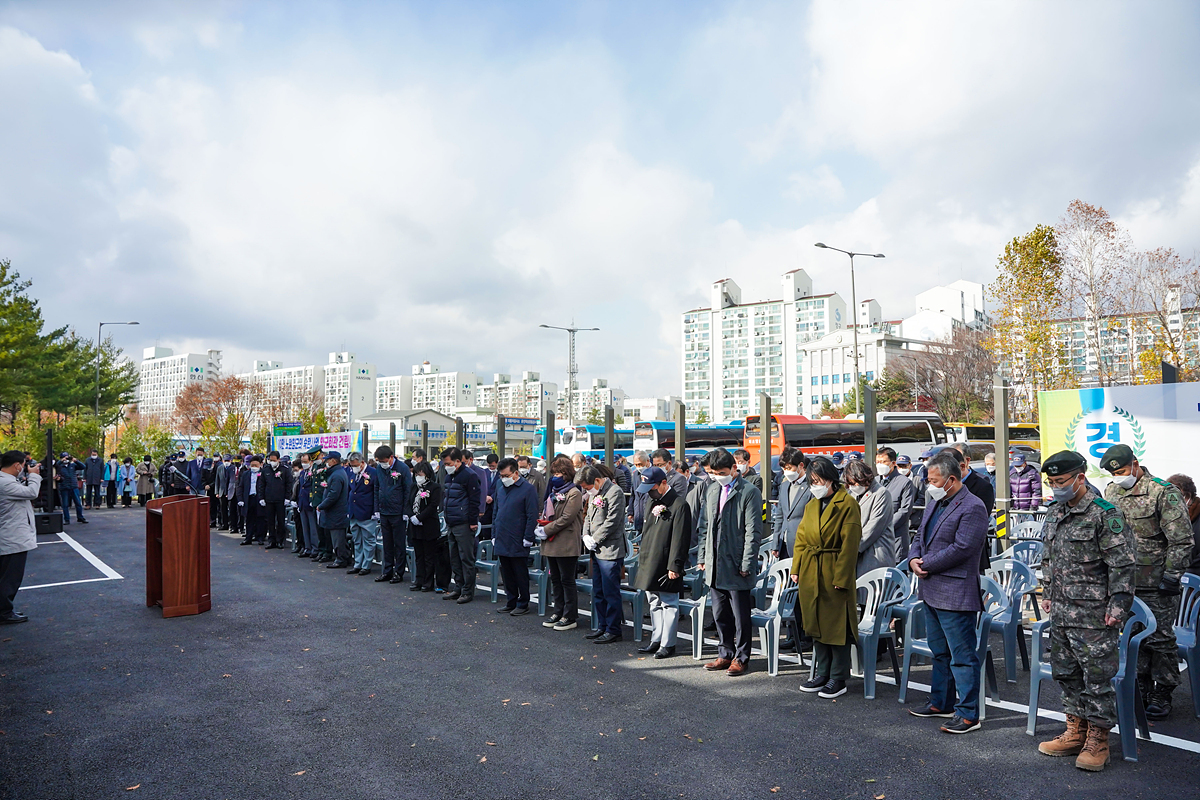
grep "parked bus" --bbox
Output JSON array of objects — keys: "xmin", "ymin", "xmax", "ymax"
[
  {"xmin": 531, "ymin": 426, "xmax": 562, "ymax": 462},
  {"xmin": 743, "ymin": 412, "xmax": 948, "ymax": 465},
  {"xmin": 632, "ymin": 420, "xmax": 744, "ymax": 457},
  {"xmin": 556, "ymin": 425, "xmax": 636, "ymax": 460},
  {"xmin": 946, "ymin": 422, "xmax": 1041, "ymax": 451}
]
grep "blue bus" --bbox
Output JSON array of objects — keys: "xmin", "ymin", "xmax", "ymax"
[
  {"xmin": 632, "ymin": 420, "xmax": 744, "ymax": 457},
  {"xmin": 559, "ymin": 425, "xmax": 636, "ymax": 460}
]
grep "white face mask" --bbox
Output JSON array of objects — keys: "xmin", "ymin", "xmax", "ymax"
[
  {"xmin": 848, "ymin": 484, "xmax": 867, "ymax": 498},
  {"xmin": 714, "ymin": 473, "xmax": 735, "ymax": 487},
  {"xmin": 783, "ymin": 469, "xmax": 800, "ymax": 482},
  {"xmin": 985, "ymin": 464, "xmax": 996, "ymax": 473},
  {"xmin": 445, "ymin": 464, "xmax": 458, "ymax": 475},
  {"xmin": 353, "ymin": 465, "xmax": 364, "ymax": 474},
  {"xmin": 416, "ymin": 475, "xmax": 428, "ymax": 486},
  {"xmin": 810, "ymin": 483, "xmax": 830, "ymax": 499},
  {"xmin": 518, "ymin": 467, "xmax": 530, "ymax": 476},
  {"xmin": 898, "ymin": 467, "xmax": 911, "ymax": 476},
  {"xmin": 501, "ymin": 476, "xmax": 516, "ymax": 488},
  {"xmin": 737, "ymin": 462, "xmax": 749, "ymax": 473},
  {"xmin": 927, "ymin": 483, "xmax": 947, "ymax": 502},
  {"xmin": 1112, "ymin": 474, "xmax": 1137, "ymax": 490},
  {"xmin": 876, "ymin": 463, "xmax": 890, "ymax": 477},
  {"xmin": 268, "ymin": 460, "xmax": 279, "ymax": 468},
  {"xmin": 250, "ymin": 467, "xmax": 260, "ymax": 474}
]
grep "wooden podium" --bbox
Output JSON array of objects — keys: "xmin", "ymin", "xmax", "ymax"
[{"xmin": 146, "ymin": 496, "xmax": 211, "ymax": 618}]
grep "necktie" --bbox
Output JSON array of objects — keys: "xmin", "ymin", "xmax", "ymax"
[{"xmin": 719, "ymin": 483, "xmax": 731, "ymax": 514}]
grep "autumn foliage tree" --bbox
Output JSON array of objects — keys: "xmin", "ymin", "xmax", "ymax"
[{"xmin": 174, "ymin": 376, "xmax": 264, "ymax": 453}]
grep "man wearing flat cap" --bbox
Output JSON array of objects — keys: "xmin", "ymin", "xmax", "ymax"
[
  {"xmin": 1101, "ymin": 443, "xmax": 1192, "ymax": 720},
  {"xmin": 307, "ymin": 447, "xmax": 335, "ymax": 563},
  {"xmin": 1037, "ymin": 450, "xmax": 1134, "ymax": 771}
]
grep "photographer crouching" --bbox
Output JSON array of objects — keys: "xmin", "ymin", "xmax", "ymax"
[{"xmin": 0, "ymin": 450, "xmax": 42, "ymax": 624}]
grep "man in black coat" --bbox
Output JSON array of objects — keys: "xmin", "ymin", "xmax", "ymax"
[
  {"xmin": 373, "ymin": 445, "xmax": 413, "ymax": 584},
  {"xmin": 260, "ymin": 451, "xmax": 293, "ymax": 549},
  {"xmin": 237, "ymin": 456, "xmax": 268, "ymax": 545}
]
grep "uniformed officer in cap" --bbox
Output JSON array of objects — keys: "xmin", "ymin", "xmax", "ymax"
[
  {"xmin": 1037, "ymin": 450, "xmax": 1135, "ymax": 771},
  {"xmin": 1100, "ymin": 443, "xmax": 1192, "ymax": 719},
  {"xmin": 306, "ymin": 447, "xmax": 334, "ymax": 562}
]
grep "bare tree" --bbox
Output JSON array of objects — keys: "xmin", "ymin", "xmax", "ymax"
[
  {"xmin": 1128, "ymin": 246, "xmax": 1200, "ymax": 382},
  {"xmin": 910, "ymin": 327, "xmax": 997, "ymax": 423},
  {"xmin": 1056, "ymin": 200, "xmax": 1132, "ymax": 386}
]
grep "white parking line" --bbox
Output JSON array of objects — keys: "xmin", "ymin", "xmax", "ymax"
[{"xmin": 22, "ymin": 531, "xmax": 124, "ymax": 590}]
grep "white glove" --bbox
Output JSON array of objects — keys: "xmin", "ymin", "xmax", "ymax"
[
  {"xmin": 403, "ymin": 515, "xmax": 409, "ymax": 522},
  {"xmin": 491, "ymin": 538, "xmax": 496, "ymax": 548},
  {"xmin": 238, "ymin": 501, "xmax": 244, "ymax": 507},
  {"xmin": 411, "ymin": 517, "xmax": 422, "ymax": 526},
  {"xmin": 583, "ymin": 534, "xmax": 597, "ymax": 551},
  {"xmin": 523, "ymin": 539, "xmax": 534, "ymax": 548},
  {"xmin": 259, "ymin": 499, "xmax": 266, "ymax": 506},
  {"xmin": 534, "ymin": 525, "xmax": 547, "ymax": 541},
  {"xmin": 372, "ymin": 512, "xmax": 380, "ymax": 520}
]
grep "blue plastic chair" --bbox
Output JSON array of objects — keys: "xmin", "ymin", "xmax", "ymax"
[
  {"xmin": 618, "ymin": 550, "xmax": 645, "ymax": 642},
  {"xmin": 1027, "ymin": 597, "xmax": 1156, "ymax": 762},
  {"xmin": 898, "ymin": 576, "xmax": 1006, "ymax": 721},
  {"xmin": 748, "ymin": 559, "xmax": 793, "ymax": 676},
  {"xmin": 475, "ymin": 540, "xmax": 500, "ymax": 603},
  {"xmin": 529, "ymin": 551, "xmax": 550, "ymax": 616},
  {"xmin": 1175, "ymin": 573, "xmax": 1200, "ymax": 718},
  {"xmin": 678, "ymin": 583, "xmax": 710, "ymax": 660},
  {"xmin": 985, "ymin": 559, "xmax": 1039, "ymax": 682},
  {"xmin": 997, "ymin": 540, "xmax": 1043, "ymax": 571},
  {"xmin": 851, "ymin": 567, "xmax": 910, "ymax": 699}
]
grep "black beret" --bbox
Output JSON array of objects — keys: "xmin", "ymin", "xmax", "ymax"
[
  {"xmin": 1100, "ymin": 444, "xmax": 1134, "ymax": 473},
  {"xmin": 1041, "ymin": 450, "xmax": 1087, "ymax": 477}
]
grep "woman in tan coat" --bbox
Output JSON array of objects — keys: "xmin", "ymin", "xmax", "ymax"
[
  {"xmin": 790, "ymin": 455, "xmax": 861, "ymax": 699},
  {"xmin": 537, "ymin": 455, "xmax": 584, "ymax": 631},
  {"xmin": 135, "ymin": 456, "xmax": 157, "ymax": 506}
]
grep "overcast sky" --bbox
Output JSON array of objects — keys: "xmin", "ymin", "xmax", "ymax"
[{"xmin": 3, "ymin": 0, "xmax": 1199, "ymax": 397}]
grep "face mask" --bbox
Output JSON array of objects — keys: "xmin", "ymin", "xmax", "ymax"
[
  {"xmin": 715, "ymin": 474, "xmax": 735, "ymax": 487},
  {"xmin": 1051, "ymin": 479, "xmax": 1078, "ymax": 503},
  {"xmin": 489, "ymin": 466, "xmax": 498, "ymax": 473},
  {"xmin": 586, "ymin": 487, "xmax": 598, "ymax": 497},
  {"xmin": 985, "ymin": 465, "xmax": 996, "ymax": 473},
  {"xmin": 1112, "ymin": 474, "xmax": 1136, "ymax": 490},
  {"xmin": 783, "ymin": 469, "xmax": 799, "ymax": 482},
  {"xmin": 268, "ymin": 460, "xmax": 279, "ymax": 468},
  {"xmin": 445, "ymin": 465, "xmax": 458, "ymax": 475},
  {"xmin": 416, "ymin": 476, "xmax": 428, "ymax": 486},
  {"xmin": 876, "ymin": 463, "xmax": 890, "ymax": 477},
  {"xmin": 501, "ymin": 476, "xmax": 516, "ymax": 488},
  {"xmin": 927, "ymin": 484, "xmax": 947, "ymax": 503},
  {"xmin": 353, "ymin": 465, "xmax": 364, "ymax": 474},
  {"xmin": 144, "ymin": 458, "xmax": 151, "ymax": 464},
  {"xmin": 90, "ymin": 454, "xmax": 98, "ymax": 460},
  {"xmin": 250, "ymin": 467, "xmax": 260, "ymax": 474},
  {"xmin": 810, "ymin": 484, "xmax": 830, "ymax": 499},
  {"xmin": 898, "ymin": 468, "xmax": 911, "ymax": 476},
  {"xmin": 737, "ymin": 462, "xmax": 749, "ymax": 473},
  {"xmin": 519, "ymin": 467, "xmax": 530, "ymax": 476},
  {"xmin": 848, "ymin": 484, "xmax": 867, "ymax": 498}
]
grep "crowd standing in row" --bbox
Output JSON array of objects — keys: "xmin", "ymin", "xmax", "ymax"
[{"xmin": 11, "ymin": 436, "xmax": 1200, "ymax": 773}]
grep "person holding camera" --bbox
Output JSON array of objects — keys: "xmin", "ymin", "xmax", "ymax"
[{"xmin": 0, "ymin": 451, "xmax": 42, "ymax": 624}]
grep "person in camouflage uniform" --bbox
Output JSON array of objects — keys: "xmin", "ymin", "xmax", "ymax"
[
  {"xmin": 1038, "ymin": 450, "xmax": 1135, "ymax": 772},
  {"xmin": 306, "ymin": 447, "xmax": 334, "ymax": 563},
  {"xmin": 1101, "ymin": 444, "xmax": 1192, "ymax": 719}
]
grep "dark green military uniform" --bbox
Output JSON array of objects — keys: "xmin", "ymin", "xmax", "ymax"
[
  {"xmin": 1042, "ymin": 452, "xmax": 1135, "ymax": 729},
  {"xmin": 1102, "ymin": 455, "xmax": 1191, "ymax": 696},
  {"xmin": 307, "ymin": 448, "xmax": 333, "ymax": 560}
]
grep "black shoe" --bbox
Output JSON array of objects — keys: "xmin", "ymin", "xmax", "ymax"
[
  {"xmin": 654, "ymin": 645, "xmax": 676, "ymax": 659},
  {"xmin": 346, "ymin": 568, "xmax": 361, "ymax": 575},
  {"xmin": 496, "ymin": 605, "xmax": 516, "ymax": 615},
  {"xmin": 940, "ymin": 715, "xmax": 981, "ymax": 734},
  {"xmin": 240, "ymin": 540, "xmax": 253, "ymax": 546},
  {"xmin": 818, "ymin": 679, "xmax": 847, "ymax": 699},
  {"xmin": 799, "ymin": 676, "xmax": 828, "ymax": 693},
  {"xmin": 909, "ymin": 702, "xmax": 955, "ymax": 718},
  {"xmin": 265, "ymin": 544, "xmax": 282, "ymax": 550},
  {"xmin": 389, "ymin": 575, "xmax": 404, "ymax": 584},
  {"xmin": 1146, "ymin": 695, "xmax": 1173, "ymax": 720},
  {"xmin": 79, "ymin": 518, "xmax": 89, "ymax": 524},
  {"xmin": 375, "ymin": 572, "xmax": 393, "ymax": 583},
  {"xmin": 545, "ymin": 612, "xmax": 563, "ymax": 626},
  {"xmin": 316, "ymin": 555, "xmax": 332, "ymax": 562},
  {"xmin": 357, "ymin": 569, "xmax": 371, "ymax": 576},
  {"xmin": 444, "ymin": 591, "xmax": 462, "ymax": 600},
  {"xmin": 218, "ymin": 526, "xmax": 229, "ymax": 531},
  {"xmin": 456, "ymin": 595, "xmax": 473, "ymax": 604},
  {"xmin": 0, "ymin": 612, "xmax": 28, "ymax": 625},
  {"xmin": 584, "ymin": 629, "xmax": 605, "ymax": 640},
  {"xmin": 326, "ymin": 561, "xmax": 346, "ymax": 569},
  {"xmin": 510, "ymin": 606, "xmax": 530, "ymax": 617},
  {"xmin": 637, "ymin": 642, "xmax": 660, "ymax": 655},
  {"xmin": 408, "ymin": 584, "xmax": 423, "ymax": 592},
  {"xmin": 779, "ymin": 638, "xmax": 797, "ymax": 652},
  {"xmin": 297, "ymin": 552, "xmax": 311, "ymax": 558},
  {"xmin": 593, "ymin": 632, "xmax": 622, "ymax": 644}
]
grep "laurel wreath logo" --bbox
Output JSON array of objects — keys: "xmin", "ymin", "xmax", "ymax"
[{"xmin": 1063, "ymin": 405, "xmax": 1145, "ymax": 477}]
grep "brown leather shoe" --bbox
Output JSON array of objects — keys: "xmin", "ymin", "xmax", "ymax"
[
  {"xmin": 1039, "ymin": 713, "xmax": 1088, "ymax": 757},
  {"xmin": 703, "ymin": 657, "xmax": 732, "ymax": 671},
  {"xmin": 1075, "ymin": 724, "xmax": 1111, "ymax": 771},
  {"xmin": 726, "ymin": 659, "xmax": 749, "ymax": 677}
]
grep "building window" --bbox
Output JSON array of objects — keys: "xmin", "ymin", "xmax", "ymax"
[
  {"xmin": 831, "ymin": 374, "xmax": 840, "ymax": 384},
  {"xmin": 821, "ymin": 375, "xmax": 829, "ymax": 385},
  {"xmin": 832, "ymin": 394, "xmax": 840, "ymax": 403},
  {"xmin": 843, "ymin": 373, "xmax": 851, "ymax": 383}
]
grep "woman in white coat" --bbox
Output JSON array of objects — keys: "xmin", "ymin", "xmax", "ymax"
[{"xmin": 843, "ymin": 460, "xmax": 896, "ymax": 577}]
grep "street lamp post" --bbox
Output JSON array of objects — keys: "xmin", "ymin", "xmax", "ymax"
[
  {"xmin": 95, "ymin": 321, "xmax": 139, "ymax": 450},
  {"xmin": 814, "ymin": 243, "xmax": 885, "ymax": 415},
  {"xmin": 539, "ymin": 322, "xmax": 599, "ymax": 427}
]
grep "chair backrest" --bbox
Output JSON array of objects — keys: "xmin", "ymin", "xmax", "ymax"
[
  {"xmin": 978, "ymin": 575, "xmax": 1010, "ymax": 636},
  {"xmin": 857, "ymin": 567, "xmax": 910, "ymax": 621},
  {"xmin": 1116, "ymin": 597, "xmax": 1158, "ymax": 681},
  {"xmin": 476, "ymin": 539, "xmax": 494, "ymax": 560},
  {"xmin": 985, "ymin": 558, "xmax": 1038, "ymax": 603},
  {"xmin": 998, "ymin": 540, "xmax": 1042, "ymax": 568},
  {"xmin": 779, "ymin": 585, "xmax": 799, "ymax": 619},
  {"xmin": 758, "ymin": 558, "xmax": 793, "ymax": 615},
  {"xmin": 1012, "ymin": 519, "xmax": 1044, "ymax": 540},
  {"xmin": 1176, "ymin": 573, "xmax": 1200, "ymax": 632},
  {"xmin": 759, "ymin": 550, "xmax": 779, "ymax": 575}
]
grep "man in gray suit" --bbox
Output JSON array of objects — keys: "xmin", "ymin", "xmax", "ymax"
[
  {"xmin": 771, "ymin": 448, "xmax": 811, "ymax": 559},
  {"xmin": 696, "ymin": 447, "xmax": 763, "ymax": 677},
  {"xmin": 876, "ymin": 448, "xmax": 915, "ymax": 563}
]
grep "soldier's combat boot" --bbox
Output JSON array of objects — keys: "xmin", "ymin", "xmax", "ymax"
[
  {"xmin": 1075, "ymin": 724, "xmax": 1111, "ymax": 771},
  {"xmin": 1038, "ymin": 713, "xmax": 1088, "ymax": 757},
  {"xmin": 1146, "ymin": 687, "xmax": 1173, "ymax": 720}
]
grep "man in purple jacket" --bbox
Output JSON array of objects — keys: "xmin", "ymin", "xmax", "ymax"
[{"xmin": 906, "ymin": 452, "xmax": 989, "ymax": 734}]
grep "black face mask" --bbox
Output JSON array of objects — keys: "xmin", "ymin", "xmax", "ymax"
[{"xmin": 648, "ymin": 489, "xmax": 661, "ymax": 501}]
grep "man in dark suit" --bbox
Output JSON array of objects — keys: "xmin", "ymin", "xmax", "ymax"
[
  {"xmin": 906, "ymin": 452, "xmax": 989, "ymax": 734},
  {"xmin": 771, "ymin": 448, "xmax": 811, "ymax": 560},
  {"xmin": 260, "ymin": 451, "xmax": 293, "ymax": 549},
  {"xmin": 237, "ymin": 456, "xmax": 268, "ymax": 545},
  {"xmin": 186, "ymin": 448, "xmax": 212, "ymax": 495},
  {"xmin": 317, "ymin": 452, "xmax": 353, "ymax": 568},
  {"xmin": 696, "ymin": 447, "xmax": 763, "ymax": 677}
]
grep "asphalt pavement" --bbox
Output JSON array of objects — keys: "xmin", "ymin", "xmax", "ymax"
[{"xmin": 0, "ymin": 507, "xmax": 1196, "ymax": 800}]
